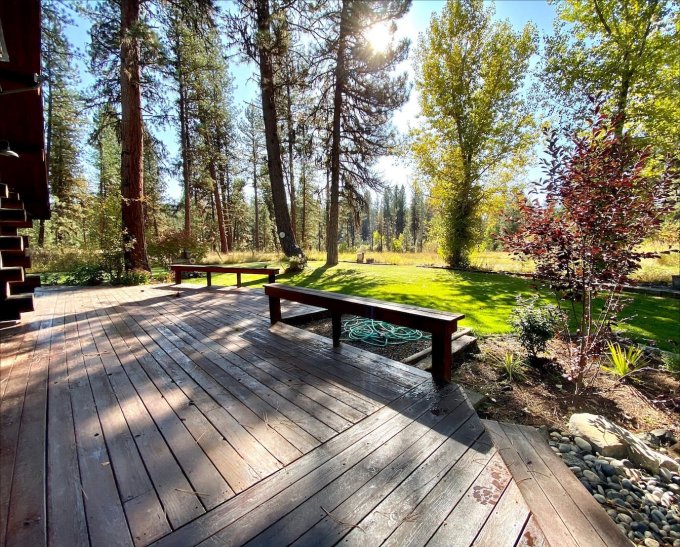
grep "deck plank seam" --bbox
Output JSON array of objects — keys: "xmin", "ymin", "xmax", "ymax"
[
  {"xmin": 97, "ymin": 289, "xmax": 274, "ymax": 493},
  {"xmin": 132, "ymin": 297, "xmax": 359, "ymax": 444}
]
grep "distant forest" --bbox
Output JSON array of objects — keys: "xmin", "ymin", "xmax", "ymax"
[{"xmin": 32, "ymin": 0, "xmax": 679, "ymax": 277}]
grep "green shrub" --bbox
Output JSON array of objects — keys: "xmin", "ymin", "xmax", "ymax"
[
  {"xmin": 153, "ymin": 270, "xmax": 173, "ymax": 284},
  {"xmin": 510, "ymin": 295, "xmax": 562, "ymax": 360},
  {"xmin": 603, "ymin": 342, "xmax": 647, "ymax": 378},
  {"xmin": 114, "ymin": 269, "xmax": 151, "ymax": 286},
  {"xmin": 147, "ymin": 230, "xmax": 208, "ymax": 267},
  {"xmin": 283, "ymin": 255, "xmax": 306, "ymax": 273},
  {"xmin": 30, "ymin": 247, "xmax": 101, "ymax": 273},
  {"xmin": 64, "ymin": 264, "xmax": 107, "ymax": 286}
]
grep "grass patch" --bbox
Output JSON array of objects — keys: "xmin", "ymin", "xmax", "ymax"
[{"xmin": 186, "ymin": 260, "xmax": 680, "ymax": 351}]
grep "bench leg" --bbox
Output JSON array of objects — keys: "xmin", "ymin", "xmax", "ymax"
[
  {"xmin": 269, "ymin": 296, "xmax": 282, "ymax": 324},
  {"xmin": 331, "ymin": 313, "xmax": 342, "ymax": 347},
  {"xmin": 237, "ymin": 273, "xmax": 241, "ymax": 288},
  {"xmin": 268, "ymin": 273, "xmax": 276, "ymax": 284},
  {"xmin": 431, "ymin": 328, "xmax": 453, "ymax": 383},
  {"xmin": 207, "ymin": 272, "xmax": 212, "ymax": 287},
  {"xmin": 174, "ymin": 270, "xmax": 182, "ymax": 284}
]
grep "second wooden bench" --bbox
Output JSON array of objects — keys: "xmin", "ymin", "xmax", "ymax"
[{"xmin": 170, "ymin": 264, "xmax": 279, "ymax": 287}]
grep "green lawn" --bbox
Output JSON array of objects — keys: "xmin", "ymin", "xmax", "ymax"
[{"xmin": 183, "ymin": 261, "xmax": 680, "ymax": 351}]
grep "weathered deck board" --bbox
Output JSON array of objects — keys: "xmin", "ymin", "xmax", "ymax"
[
  {"xmin": 46, "ymin": 296, "xmax": 89, "ymax": 547},
  {"xmin": 146, "ymin": 295, "xmax": 372, "ymax": 426},
  {"xmin": 1, "ymin": 284, "xmax": 621, "ymax": 547},
  {"xmin": 484, "ymin": 420, "xmax": 630, "ymax": 547}
]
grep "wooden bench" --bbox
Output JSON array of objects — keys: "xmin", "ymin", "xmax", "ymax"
[
  {"xmin": 170, "ymin": 264, "xmax": 279, "ymax": 287},
  {"xmin": 263, "ymin": 283, "xmax": 464, "ymax": 382}
]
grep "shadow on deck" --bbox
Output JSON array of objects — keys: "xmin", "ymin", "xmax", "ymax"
[{"xmin": 0, "ymin": 285, "xmax": 627, "ymax": 546}]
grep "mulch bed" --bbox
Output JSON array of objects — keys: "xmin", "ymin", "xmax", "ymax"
[{"xmin": 300, "ymin": 316, "xmax": 432, "ymax": 362}]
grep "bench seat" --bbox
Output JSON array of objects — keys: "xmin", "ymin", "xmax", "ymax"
[
  {"xmin": 264, "ymin": 283, "xmax": 464, "ymax": 382},
  {"xmin": 170, "ymin": 264, "xmax": 279, "ymax": 287}
]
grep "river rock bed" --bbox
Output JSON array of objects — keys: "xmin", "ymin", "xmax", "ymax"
[{"xmin": 549, "ymin": 429, "xmax": 680, "ymax": 546}]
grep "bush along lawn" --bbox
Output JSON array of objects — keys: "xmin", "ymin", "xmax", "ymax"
[{"xmin": 185, "ymin": 261, "xmax": 680, "ymax": 352}]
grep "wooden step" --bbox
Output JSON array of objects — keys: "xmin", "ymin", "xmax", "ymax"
[
  {"xmin": 484, "ymin": 420, "xmax": 630, "ymax": 547},
  {"xmin": 0, "ymin": 183, "xmax": 7, "ymax": 198},
  {"xmin": 7, "ymin": 191, "xmax": 20, "ymax": 201},
  {"xmin": 0, "ymin": 267, "xmax": 24, "ymax": 283},
  {"xmin": 0, "ymin": 208, "xmax": 27, "ymax": 222},
  {"xmin": 411, "ymin": 334, "xmax": 479, "ymax": 371},
  {"xmin": 0, "ymin": 294, "xmax": 34, "ymax": 320},
  {"xmin": 0, "ymin": 236, "xmax": 24, "ymax": 251},
  {"xmin": 9, "ymin": 274, "xmax": 41, "ymax": 295},
  {"xmin": 0, "ymin": 227, "xmax": 18, "ymax": 236},
  {"xmin": 0, "ymin": 219, "xmax": 32, "ymax": 229},
  {"xmin": 0, "ymin": 250, "xmax": 30, "ymax": 269},
  {"xmin": 403, "ymin": 327, "xmax": 474, "ymax": 364},
  {"xmin": 0, "ymin": 197, "xmax": 23, "ymax": 210}
]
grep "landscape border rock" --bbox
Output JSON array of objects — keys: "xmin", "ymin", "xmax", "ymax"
[
  {"xmin": 569, "ymin": 413, "xmax": 680, "ymax": 475},
  {"xmin": 549, "ymin": 426, "xmax": 680, "ymax": 546}
]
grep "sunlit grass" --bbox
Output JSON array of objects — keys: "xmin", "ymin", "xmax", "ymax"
[
  {"xmin": 185, "ymin": 260, "xmax": 679, "ymax": 351},
  {"xmin": 200, "ymin": 247, "xmax": 678, "ymax": 283}
]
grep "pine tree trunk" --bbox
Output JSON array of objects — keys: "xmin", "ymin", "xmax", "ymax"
[
  {"xmin": 286, "ymin": 80, "xmax": 296, "ymax": 235},
  {"xmin": 301, "ymin": 163, "xmax": 307, "ymax": 247},
  {"xmin": 255, "ymin": 0, "xmax": 303, "ymax": 259},
  {"xmin": 253, "ymin": 161, "xmax": 260, "ymax": 252},
  {"xmin": 223, "ymin": 168, "xmax": 234, "ymax": 250},
  {"xmin": 326, "ymin": 0, "xmax": 350, "ymax": 266},
  {"xmin": 177, "ymin": 40, "xmax": 192, "ymax": 259},
  {"xmin": 120, "ymin": 0, "xmax": 150, "ymax": 271},
  {"xmin": 42, "ymin": 51, "xmax": 52, "ymax": 249},
  {"xmin": 209, "ymin": 159, "xmax": 228, "ymax": 253}
]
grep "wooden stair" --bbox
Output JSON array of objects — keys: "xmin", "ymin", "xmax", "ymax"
[
  {"xmin": 0, "ymin": 184, "xmax": 39, "ymax": 322},
  {"xmin": 405, "ymin": 327, "xmax": 479, "ymax": 371}
]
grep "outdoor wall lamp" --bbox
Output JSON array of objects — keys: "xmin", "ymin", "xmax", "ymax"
[{"xmin": 0, "ymin": 140, "xmax": 19, "ymax": 158}]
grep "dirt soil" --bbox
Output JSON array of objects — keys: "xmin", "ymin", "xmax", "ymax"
[{"xmin": 300, "ymin": 318, "xmax": 679, "ymax": 437}]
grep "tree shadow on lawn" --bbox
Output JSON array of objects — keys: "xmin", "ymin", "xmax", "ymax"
[
  {"xmin": 270, "ymin": 265, "xmax": 537, "ymax": 335},
  {"xmin": 274, "ymin": 265, "xmax": 389, "ymax": 295},
  {"xmin": 259, "ymin": 264, "xmax": 678, "ymax": 348}
]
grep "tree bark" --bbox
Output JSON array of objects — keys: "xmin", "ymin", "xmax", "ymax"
[
  {"xmin": 326, "ymin": 0, "xmax": 350, "ymax": 266},
  {"xmin": 253, "ymin": 146, "xmax": 260, "ymax": 251},
  {"xmin": 120, "ymin": 0, "xmax": 150, "ymax": 271},
  {"xmin": 285, "ymin": 77, "xmax": 296, "ymax": 235},
  {"xmin": 176, "ymin": 33, "xmax": 193, "ymax": 259},
  {"xmin": 208, "ymin": 159, "xmax": 228, "ymax": 253},
  {"xmin": 255, "ymin": 0, "xmax": 303, "ymax": 259},
  {"xmin": 300, "ymin": 161, "xmax": 306, "ymax": 247}
]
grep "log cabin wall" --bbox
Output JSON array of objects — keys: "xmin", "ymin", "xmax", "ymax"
[{"xmin": 0, "ymin": 0, "xmax": 50, "ymax": 322}]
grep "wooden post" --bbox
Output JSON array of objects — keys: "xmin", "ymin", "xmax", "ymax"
[
  {"xmin": 174, "ymin": 269, "xmax": 182, "ymax": 284},
  {"xmin": 237, "ymin": 273, "xmax": 241, "ymax": 288},
  {"xmin": 430, "ymin": 326, "xmax": 453, "ymax": 382},
  {"xmin": 331, "ymin": 312, "xmax": 342, "ymax": 347},
  {"xmin": 268, "ymin": 273, "xmax": 276, "ymax": 284},
  {"xmin": 207, "ymin": 272, "xmax": 212, "ymax": 287},
  {"xmin": 268, "ymin": 296, "xmax": 282, "ymax": 324}
]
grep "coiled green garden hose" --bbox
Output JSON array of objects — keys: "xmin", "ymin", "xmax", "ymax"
[{"xmin": 340, "ymin": 317, "xmax": 430, "ymax": 347}]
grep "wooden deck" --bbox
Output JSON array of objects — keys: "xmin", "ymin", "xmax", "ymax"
[{"xmin": 0, "ymin": 285, "xmax": 621, "ymax": 546}]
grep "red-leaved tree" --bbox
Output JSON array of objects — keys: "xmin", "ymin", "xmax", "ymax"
[{"xmin": 504, "ymin": 104, "xmax": 677, "ymax": 390}]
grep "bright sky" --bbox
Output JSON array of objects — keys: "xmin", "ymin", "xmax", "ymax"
[{"xmin": 65, "ymin": 0, "xmax": 557, "ymax": 201}]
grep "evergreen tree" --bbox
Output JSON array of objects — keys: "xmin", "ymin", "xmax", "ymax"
[
  {"xmin": 239, "ymin": 104, "xmax": 267, "ymax": 251},
  {"xmin": 225, "ymin": 0, "xmax": 304, "ymax": 261},
  {"xmin": 41, "ymin": 1, "xmax": 85, "ymax": 247},
  {"xmin": 319, "ymin": 0, "xmax": 411, "ymax": 265}
]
